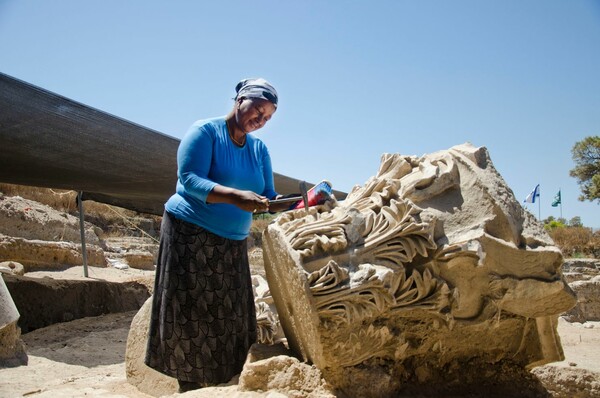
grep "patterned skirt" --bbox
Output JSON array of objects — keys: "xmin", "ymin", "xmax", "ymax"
[{"xmin": 145, "ymin": 211, "xmax": 257, "ymax": 384}]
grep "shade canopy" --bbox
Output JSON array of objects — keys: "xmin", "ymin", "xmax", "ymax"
[{"xmin": 0, "ymin": 73, "xmax": 345, "ymax": 215}]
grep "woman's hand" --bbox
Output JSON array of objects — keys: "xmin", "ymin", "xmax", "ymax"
[
  {"xmin": 207, "ymin": 185, "xmax": 269, "ymax": 213},
  {"xmin": 267, "ymin": 194, "xmax": 299, "ymax": 213},
  {"xmin": 233, "ymin": 190, "xmax": 269, "ymax": 213}
]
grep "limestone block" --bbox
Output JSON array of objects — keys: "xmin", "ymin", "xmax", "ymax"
[
  {"xmin": 532, "ymin": 366, "xmax": 600, "ymax": 398},
  {"xmin": 0, "ymin": 195, "xmax": 100, "ymax": 244},
  {"xmin": 0, "ymin": 275, "xmax": 25, "ymax": 364},
  {"xmin": 562, "ymin": 258, "xmax": 599, "ymax": 283},
  {"xmin": 238, "ymin": 343, "xmax": 335, "ymax": 398},
  {"xmin": 262, "ymin": 143, "xmax": 577, "ymax": 395},
  {"xmin": 0, "ymin": 261, "xmax": 25, "ymax": 276},
  {"xmin": 125, "ymin": 297, "xmax": 179, "ymax": 397},
  {"xmin": 0, "ymin": 275, "xmax": 20, "ymax": 330},
  {"xmin": 0, "ymin": 321, "xmax": 25, "ymax": 364},
  {"xmin": 0, "ymin": 235, "xmax": 106, "ymax": 270},
  {"xmin": 122, "ymin": 250, "xmax": 156, "ymax": 270},
  {"xmin": 563, "ymin": 275, "xmax": 600, "ymax": 322}
]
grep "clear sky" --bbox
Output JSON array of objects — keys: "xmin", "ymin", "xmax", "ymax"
[{"xmin": 1, "ymin": 1, "xmax": 599, "ymax": 227}]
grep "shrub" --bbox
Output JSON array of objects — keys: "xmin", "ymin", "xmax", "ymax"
[
  {"xmin": 248, "ymin": 214, "xmax": 276, "ymax": 249},
  {"xmin": 548, "ymin": 227, "xmax": 600, "ymax": 258}
]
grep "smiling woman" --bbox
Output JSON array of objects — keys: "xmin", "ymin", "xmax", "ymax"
[{"xmin": 144, "ymin": 78, "xmax": 286, "ymax": 392}]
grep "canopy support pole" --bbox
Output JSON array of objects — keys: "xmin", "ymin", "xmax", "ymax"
[{"xmin": 77, "ymin": 191, "xmax": 89, "ymax": 278}]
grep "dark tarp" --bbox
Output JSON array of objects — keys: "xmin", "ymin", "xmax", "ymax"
[{"xmin": 0, "ymin": 73, "xmax": 346, "ymax": 215}]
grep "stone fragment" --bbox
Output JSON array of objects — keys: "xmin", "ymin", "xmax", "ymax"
[
  {"xmin": 563, "ymin": 275, "xmax": 600, "ymax": 322},
  {"xmin": 0, "ymin": 235, "xmax": 106, "ymax": 271},
  {"xmin": 0, "ymin": 275, "xmax": 25, "ymax": 364},
  {"xmin": 125, "ymin": 297, "xmax": 178, "ymax": 397},
  {"xmin": 0, "ymin": 195, "xmax": 100, "ymax": 244},
  {"xmin": 0, "ymin": 261, "xmax": 25, "ymax": 276},
  {"xmin": 239, "ymin": 343, "xmax": 335, "ymax": 398},
  {"xmin": 262, "ymin": 143, "xmax": 577, "ymax": 396},
  {"xmin": 532, "ymin": 366, "xmax": 600, "ymax": 398},
  {"xmin": 253, "ymin": 275, "xmax": 283, "ymax": 345},
  {"xmin": 562, "ymin": 258, "xmax": 599, "ymax": 283}
]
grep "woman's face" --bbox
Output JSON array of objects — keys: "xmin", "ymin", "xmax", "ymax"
[{"xmin": 236, "ymin": 98, "xmax": 276, "ymax": 133}]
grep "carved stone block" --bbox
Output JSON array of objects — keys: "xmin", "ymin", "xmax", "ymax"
[{"xmin": 263, "ymin": 143, "xmax": 576, "ymax": 395}]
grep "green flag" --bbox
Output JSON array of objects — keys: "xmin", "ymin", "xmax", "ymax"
[{"xmin": 551, "ymin": 190, "xmax": 561, "ymax": 207}]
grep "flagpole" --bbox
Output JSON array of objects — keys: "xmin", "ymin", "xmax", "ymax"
[
  {"xmin": 559, "ymin": 188, "xmax": 562, "ymax": 219},
  {"xmin": 538, "ymin": 186, "xmax": 541, "ymax": 220}
]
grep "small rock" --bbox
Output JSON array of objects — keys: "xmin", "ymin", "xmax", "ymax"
[
  {"xmin": 583, "ymin": 323, "xmax": 595, "ymax": 329},
  {"xmin": 107, "ymin": 258, "xmax": 129, "ymax": 270},
  {"xmin": 0, "ymin": 261, "xmax": 25, "ymax": 276},
  {"xmin": 569, "ymin": 362, "xmax": 577, "ymax": 367}
]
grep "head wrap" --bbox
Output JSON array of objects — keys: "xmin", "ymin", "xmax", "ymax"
[{"xmin": 235, "ymin": 78, "xmax": 278, "ymax": 108}]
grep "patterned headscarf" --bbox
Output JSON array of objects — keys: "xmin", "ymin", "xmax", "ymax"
[{"xmin": 235, "ymin": 78, "xmax": 278, "ymax": 108}]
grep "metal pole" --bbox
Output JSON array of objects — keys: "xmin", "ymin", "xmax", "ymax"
[
  {"xmin": 77, "ymin": 191, "xmax": 89, "ymax": 278},
  {"xmin": 560, "ymin": 189, "xmax": 563, "ymax": 219},
  {"xmin": 538, "ymin": 186, "xmax": 541, "ymax": 220}
]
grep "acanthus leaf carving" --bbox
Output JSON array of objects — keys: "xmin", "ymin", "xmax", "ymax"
[
  {"xmin": 328, "ymin": 325, "xmax": 393, "ymax": 367},
  {"xmin": 356, "ymin": 199, "xmax": 436, "ymax": 267},
  {"xmin": 307, "ymin": 260, "xmax": 450, "ymax": 325}
]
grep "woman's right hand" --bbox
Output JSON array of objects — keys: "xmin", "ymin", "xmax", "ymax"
[
  {"xmin": 232, "ymin": 190, "xmax": 269, "ymax": 213},
  {"xmin": 207, "ymin": 185, "xmax": 269, "ymax": 213}
]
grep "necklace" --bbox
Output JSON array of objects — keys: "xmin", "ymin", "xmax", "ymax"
[{"xmin": 226, "ymin": 118, "xmax": 246, "ymax": 147}]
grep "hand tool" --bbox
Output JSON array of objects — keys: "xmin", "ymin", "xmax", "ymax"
[
  {"xmin": 267, "ymin": 180, "xmax": 331, "ymax": 212},
  {"xmin": 299, "ymin": 180, "xmax": 309, "ymax": 214},
  {"xmin": 268, "ymin": 180, "xmax": 310, "ymax": 205}
]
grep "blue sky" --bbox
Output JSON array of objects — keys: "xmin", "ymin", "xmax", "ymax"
[{"xmin": 1, "ymin": 1, "xmax": 599, "ymax": 227}]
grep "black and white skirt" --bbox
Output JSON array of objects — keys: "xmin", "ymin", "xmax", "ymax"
[{"xmin": 145, "ymin": 211, "xmax": 257, "ymax": 384}]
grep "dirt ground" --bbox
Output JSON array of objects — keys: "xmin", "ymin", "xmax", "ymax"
[{"xmin": 0, "ymin": 265, "xmax": 599, "ymax": 398}]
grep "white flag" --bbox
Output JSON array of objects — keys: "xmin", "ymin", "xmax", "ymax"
[{"xmin": 524, "ymin": 184, "xmax": 540, "ymax": 203}]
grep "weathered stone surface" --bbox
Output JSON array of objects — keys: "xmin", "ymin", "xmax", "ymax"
[
  {"xmin": 253, "ymin": 275, "xmax": 283, "ymax": 345},
  {"xmin": 0, "ymin": 261, "xmax": 25, "ymax": 276},
  {"xmin": 0, "ymin": 194, "xmax": 100, "ymax": 244},
  {"xmin": 0, "ymin": 275, "xmax": 20, "ymax": 330},
  {"xmin": 121, "ymin": 250, "xmax": 155, "ymax": 270},
  {"xmin": 0, "ymin": 275, "xmax": 25, "ymax": 364},
  {"xmin": 3, "ymin": 273, "xmax": 150, "ymax": 332},
  {"xmin": 125, "ymin": 297, "xmax": 178, "ymax": 397},
  {"xmin": 563, "ymin": 276, "xmax": 600, "ymax": 323},
  {"xmin": 0, "ymin": 321, "xmax": 26, "ymax": 365},
  {"xmin": 262, "ymin": 143, "xmax": 577, "ymax": 396},
  {"xmin": 563, "ymin": 258, "xmax": 600, "ymax": 283},
  {"xmin": 532, "ymin": 366, "xmax": 600, "ymax": 398},
  {"xmin": 0, "ymin": 235, "xmax": 106, "ymax": 270},
  {"xmin": 239, "ymin": 343, "xmax": 335, "ymax": 398},
  {"xmin": 104, "ymin": 237, "xmax": 159, "ymax": 271}
]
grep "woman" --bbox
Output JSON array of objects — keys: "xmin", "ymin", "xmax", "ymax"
[{"xmin": 145, "ymin": 78, "xmax": 286, "ymax": 392}]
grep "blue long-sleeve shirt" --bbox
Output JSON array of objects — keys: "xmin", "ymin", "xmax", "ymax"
[{"xmin": 165, "ymin": 117, "xmax": 278, "ymax": 240}]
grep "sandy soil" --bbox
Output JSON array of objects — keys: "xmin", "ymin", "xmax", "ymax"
[{"xmin": 1, "ymin": 265, "xmax": 599, "ymax": 397}]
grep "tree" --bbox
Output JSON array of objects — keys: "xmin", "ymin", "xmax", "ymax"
[
  {"xmin": 544, "ymin": 219, "xmax": 566, "ymax": 231},
  {"xmin": 569, "ymin": 216, "xmax": 583, "ymax": 228},
  {"xmin": 570, "ymin": 136, "xmax": 600, "ymax": 203}
]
